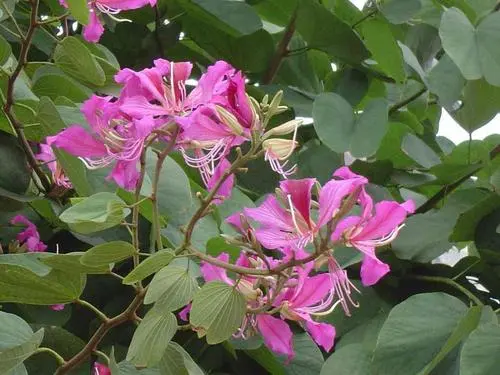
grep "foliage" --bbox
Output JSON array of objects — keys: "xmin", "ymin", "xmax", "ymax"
[{"xmin": 0, "ymin": 0, "xmax": 500, "ymax": 374}]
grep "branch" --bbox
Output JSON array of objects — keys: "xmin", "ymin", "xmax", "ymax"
[
  {"xmin": 262, "ymin": 9, "xmax": 297, "ymax": 84},
  {"xmin": 2, "ymin": 0, "xmax": 52, "ymax": 192},
  {"xmin": 408, "ymin": 275, "xmax": 483, "ymax": 306},
  {"xmin": 55, "ymin": 289, "xmax": 147, "ymax": 374},
  {"xmin": 416, "ymin": 144, "xmax": 500, "ymax": 214},
  {"xmin": 74, "ymin": 299, "xmax": 109, "ymax": 323},
  {"xmin": 389, "ymin": 87, "xmax": 427, "ymax": 115}
]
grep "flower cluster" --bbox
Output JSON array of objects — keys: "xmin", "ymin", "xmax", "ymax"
[
  {"xmin": 48, "ymin": 59, "xmax": 297, "ymax": 198},
  {"xmin": 60, "ymin": 0, "xmax": 156, "ymax": 43},
  {"xmin": 183, "ymin": 167, "xmax": 413, "ymax": 359},
  {"xmin": 10, "ymin": 215, "xmax": 47, "ymax": 252}
]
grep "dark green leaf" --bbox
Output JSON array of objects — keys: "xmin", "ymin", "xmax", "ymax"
[
  {"xmin": 159, "ymin": 341, "xmax": 204, "ymax": 375},
  {"xmin": 380, "ymin": 0, "xmax": 422, "ymax": 24},
  {"xmin": 80, "ymin": 241, "xmax": 137, "ymax": 266},
  {"xmin": 41, "ymin": 252, "xmax": 111, "ymax": 274},
  {"xmin": 122, "ymin": 249, "xmax": 174, "ymax": 285},
  {"xmin": 0, "ymin": 35, "xmax": 12, "ymax": 66},
  {"xmin": 65, "ymin": 0, "xmax": 89, "ymax": 24},
  {"xmin": 460, "ymin": 323, "xmax": 500, "ymax": 375},
  {"xmin": 320, "ymin": 343, "xmax": 371, "ymax": 375},
  {"xmin": 401, "ymin": 133, "xmax": 441, "ymax": 168}
]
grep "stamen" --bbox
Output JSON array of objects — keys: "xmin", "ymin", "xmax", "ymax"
[{"xmin": 287, "ymin": 194, "xmax": 303, "ymax": 236}]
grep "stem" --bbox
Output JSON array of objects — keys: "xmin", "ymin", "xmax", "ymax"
[
  {"xmin": 55, "ymin": 289, "xmax": 147, "ymax": 375},
  {"xmin": 0, "ymin": 1, "xmax": 24, "ymax": 39},
  {"xmin": 388, "ymin": 87, "xmax": 427, "ymax": 115},
  {"xmin": 262, "ymin": 9, "xmax": 297, "ymax": 84},
  {"xmin": 351, "ymin": 8, "xmax": 378, "ymax": 28},
  {"xmin": 409, "ymin": 275, "xmax": 484, "ymax": 306},
  {"xmin": 33, "ymin": 347, "xmax": 65, "ymax": 365},
  {"xmin": 132, "ymin": 150, "xmax": 147, "ymax": 273},
  {"xmin": 2, "ymin": 0, "xmax": 52, "ymax": 192},
  {"xmin": 74, "ymin": 299, "xmax": 109, "ymax": 323},
  {"xmin": 93, "ymin": 350, "xmax": 110, "ymax": 365}
]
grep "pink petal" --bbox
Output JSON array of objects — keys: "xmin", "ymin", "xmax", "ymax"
[
  {"xmin": 244, "ymin": 195, "xmax": 293, "ymax": 231},
  {"xmin": 360, "ymin": 255, "xmax": 390, "ymax": 286},
  {"xmin": 108, "ymin": 160, "xmax": 139, "ymax": 191},
  {"xmin": 305, "ymin": 321, "xmax": 336, "ymax": 352},
  {"xmin": 179, "ymin": 106, "xmax": 235, "ymax": 142},
  {"xmin": 83, "ymin": 10, "xmax": 104, "ymax": 43},
  {"xmin": 330, "ymin": 216, "xmax": 361, "ymax": 242},
  {"xmin": 291, "ymin": 274, "xmax": 332, "ymax": 308},
  {"xmin": 93, "ymin": 362, "xmax": 111, "ymax": 375},
  {"xmin": 98, "ymin": 0, "xmax": 155, "ymax": 10},
  {"xmin": 47, "ymin": 126, "xmax": 107, "ymax": 158},
  {"xmin": 207, "ymin": 158, "xmax": 234, "ymax": 204},
  {"xmin": 120, "ymin": 96, "xmax": 170, "ymax": 118},
  {"xmin": 279, "ymin": 179, "xmax": 315, "ymax": 225},
  {"xmin": 200, "ymin": 253, "xmax": 234, "ymax": 285},
  {"xmin": 50, "ymin": 304, "xmax": 65, "ymax": 311},
  {"xmin": 355, "ymin": 201, "xmax": 409, "ymax": 241},
  {"xmin": 254, "ymin": 228, "xmax": 298, "ymax": 250},
  {"xmin": 333, "ymin": 166, "xmax": 365, "ymax": 180},
  {"xmin": 179, "ymin": 304, "xmax": 191, "ymax": 321},
  {"xmin": 256, "ymin": 314, "xmax": 294, "ymax": 360}
]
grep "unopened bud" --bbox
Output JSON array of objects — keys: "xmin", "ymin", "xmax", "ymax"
[
  {"xmin": 268, "ymin": 90, "xmax": 283, "ymax": 115},
  {"xmin": 262, "ymin": 94, "xmax": 269, "ymax": 106},
  {"xmin": 263, "ymin": 119, "xmax": 302, "ymax": 139},
  {"xmin": 263, "ymin": 138, "xmax": 298, "ymax": 160},
  {"xmin": 215, "ymin": 105, "xmax": 244, "ymax": 136},
  {"xmin": 237, "ymin": 279, "xmax": 261, "ymax": 301}
]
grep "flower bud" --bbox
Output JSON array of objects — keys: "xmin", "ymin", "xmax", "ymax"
[
  {"xmin": 236, "ymin": 279, "xmax": 261, "ymax": 301},
  {"xmin": 262, "ymin": 138, "xmax": 298, "ymax": 160},
  {"xmin": 215, "ymin": 105, "xmax": 244, "ymax": 136},
  {"xmin": 263, "ymin": 119, "xmax": 302, "ymax": 139}
]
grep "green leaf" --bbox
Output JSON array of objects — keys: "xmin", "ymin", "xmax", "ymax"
[
  {"xmin": 54, "ymin": 37, "xmax": 105, "ymax": 86},
  {"xmin": 280, "ymin": 333, "xmax": 324, "ymax": 375},
  {"xmin": 380, "ymin": 0, "xmax": 422, "ymax": 24},
  {"xmin": 126, "ymin": 307, "xmax": 177, "ymax": 367},
  {"xmin": 451, "ymin": 79, "xmax": 500, "ymax": 132},
  {"xmin": 206, "ymin": 236, "xmax": 241, "ymax": 263},
  {"xmin": 0, "ymin": 35, "xmax": 12, "ymax": 66},
  {"xmin": 159, "ymin": 341, "xmax": 204, "ymax": 375},
  {"xmin": 122, "ymin": 249, "xmax": 175, "ymax": 285},
  {"xmin": 372, "ymin": 293, "xmax": 469, "ymax": 375},
  {"xmin": 59, "ymin": 192, "xmax": 131, "ymax": 234},
  {"xmin": 313, "ymin": 93, "xmax": 388, "ymax": 157},
  {"xmin": 190, "ymin": 281, "xmax": 246, "ymax": 344},
  {"xmin": 320, "ymin": 343, "xmax": 371, "ymax": 375},
  {"xmin": 0, "ymin": 253, "xmax": 51, "ymax": 276},
  {"xmin": 427, "ymin": 55, "xmax": 465, "ymax": 110},
  {"xmin": 32, "ymin": 72, "xmax": 92, "ymax": 102},
  {"xmin": 440, "ymin": 8, "xmax": 500, "ymax": 86},
  {"xmin": 187, "ymin": 0, "xmax": 262, "ymax": 36},
  {"xmin": 0, "ymin": 312, "xmax": 44, "ymax": 374},
  {"xmin": 296, "ymin": 140, "xmax": 342, "ymax": 184},
  {"xmin": 460, "ymin": 323, "xmax": 500, "ymax": 375},
  {"xmin": 41, "ymin": 252, "xmax": 111, "ymax": 274},
  {"xmin": 144, "ymin": 266, "xmax": 199, "ymax": 311},
  {"xmin": 360, "ymin": 18, "xmax": 406, "ymax": 82},
  {"xmin": 0, "ymin": 133, "xmax": 30, "ymax": 196},
  {"xmin": 80, "ymin": 241, "xmax": 137, "ymax": 267},
  {"xmin": 65, "ymin": 0, "xmax": 89, "ymax": 24},
  {"xmin": 37, "ymin": 96, "xmax": 92, "ymax": 196},
  {"xmin": 0, "ymin": 265, "xmax": 85, "ymax": 304},
  {"xmin": 401, "ymin": 133, "xmax": 441, "ymax": 168},
  {"xmin": 296, "ymin": 0, "xmax": 370, "ymax": 63}
]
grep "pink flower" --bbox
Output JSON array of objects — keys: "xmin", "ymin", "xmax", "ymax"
[
  {"xmin": 179, "ymin": 304, "xmax": 191, "ymax": 321},
  {"xmin": 256, "ymin": 314, "xmax": 294, "ymax": 360},
  {"xmin": 244, "ymin": 175, "xmax": 367, "ymax": 251},
  {"xmin": 10, "ymin": 215, "xmax": 47, "ymax": 252},
  {"xmin": 36, "ymin": 143, "xmax": 72, "ymax": 189},
  {"xmin": 47, "ymin": 96, "xmax": 159, "ymax": 190},
  {"xmin": 93, "ymin": 362, "xmax": 111, "ymax": 375},
  {"xmin": 60, "ymin": 0, "xmax": 156, "ymax": 43},
  {"xmin": 50, "ymin": 304, "xmax": 65, "ymax": 311}
]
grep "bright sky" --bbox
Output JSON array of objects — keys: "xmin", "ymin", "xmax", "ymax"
[{"xmin": 349, "ymin": 0, "xmax": 500, "ymax": 145}]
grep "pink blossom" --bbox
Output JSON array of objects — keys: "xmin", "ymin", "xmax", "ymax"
[
  {"xmin": 50, "ymin": 304, "xmax": 65, "ymax": 311},
  {"xmin": 93, "ymin": 362, "xmax": 111, "ymax": 375},
  {"xmin": 36, "ymin": 143, "xmax": 72, "ymax": 189},
  {"xmin": 47, "ymin": 96, "xmax": 159, "ymax": 190},
  {"xmin": 256, "ymin": 314, "xmax": 294, "ymax": 360},
  {"xmin": 10, "ymin": 215, "xmax": 47, "ymax": 252},
  {"xmin": 179, "ymin": 304, "xmax": 191, "ymax": 321}
]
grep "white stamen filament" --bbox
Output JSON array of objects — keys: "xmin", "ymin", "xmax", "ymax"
[{"xmin": 287, "ymin": 194, "xmax": 303, "ymax": 236}]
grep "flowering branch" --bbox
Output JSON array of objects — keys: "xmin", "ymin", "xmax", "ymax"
[{"xmin": 2, "ymin": 0, "xmax": 52, "ymax": 192}]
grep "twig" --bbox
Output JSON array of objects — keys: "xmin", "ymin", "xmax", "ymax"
[
  {"xmin": 33, "ymin": 347, "xmax": 65, "ymax": 365},
  {"xmin": 154, "ymin": 5, "xmax": 165, "ymax": 58},
  {"xmin": 389, "ymin": 87, "xmax": 427, "ymax": 115},
  {"xmin": 55, "ymin": 289, "xmax": 147, "ymax": 374},
  {"xmin": 2, "ymin": 0, "xmax": 52, "ymax": 192},
  {"xmin": 74, "ymin": 299, "xmax": 109, "ymax": 323},
  {"xmin": 408, "ymin": 275, "xmax": 483, "ymax": 306},
  {"xmin": 262, "ymin": 9, "xmax": 297, "ymax": 84},
  {"xmin": 351, "ymin": 8, "xmax": 378, "ymax": 28}
]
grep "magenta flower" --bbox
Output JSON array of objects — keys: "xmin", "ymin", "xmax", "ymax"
[
  {"xmin": 60, "ymin": 0, "xmax": 156, "ymax": 43},
  {"xmin": 93, "ymin": 362, "xmax": 111, "ymax": 375},
  {"xmin": 36, "ymin": 143, "xmax": 72, "ymax": 189},
  {"xmin": 50, "ymin": 304, "xmax": 65, "ymax": 311},
  {"xmin": 47, "ymin": 96, "xmax": 159, "ymax": 190},
  {"xmin": 255, "ymin": 314, "xmax": 294, "ymax": 360},
  {"xmin": 10, "ymin": 215, "xmax": 47, "ymax": 252}
]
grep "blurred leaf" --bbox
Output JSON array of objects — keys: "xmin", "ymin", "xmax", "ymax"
[
  {"xmin": 80, "ymin": 241, "xmax": 137, "ymax": 266},
  {"xmin": 0, "ymin": 265, "xmax": 85, "ymax": 304},
  {"xmin": 320, "ymin": 343, "xmax": 371, "ymax": 375},
  {"xmin": 190, "ymin": 281, "xmax": 246, "ymax": 344},
  {"xmin": 296, "ymin": 140, "xmax": 342, "ymax": 184},
  {"xmin": 66, "ymin": 0, "xmax": 89, "ymax": 24},
  {"xmin": 0, "ymin": 253, "xmax": 51, "ymax": 276},
  {"xmin": 144, "ymin": 265, "xmax": 199, "ymax": 311},
  {"xmin": 372, "ymin": 293, "xmax": 471, "ymax": 375},
  {"xmin": 42, "ymin": 252, "xmax": 111, "ymax": 274},
  {"xmin": 428, "ymin": 55, "xmax": 465, "ymax": 110},
  {"xmin": 59, "ymin": 192, "xmax": 131, "ymax": 234},
  {"xmin": 440, "ymin": 8, "xmax": 500, "ymax": 86},
  {"xmin": 460, "ymin": 323, "xmax": 500, "ymax": 375},
  {"xmin": 126, "ymin": 307, "xmax": 177, "ymax": 367},
  {"xmin": 159, "ymin": 341, "xmax": 204, "ymax": 375},
  {"xmin": 380, "ymin": 0, "xmax": 422, "ymax": 24},
  {"xmin": 0, "ymin": 133, "xmax": 30, "ymax": 195},
  {"xmin": 401, "ymin": 133, "xmax": 441, "ymax": 168},
  {"xmin": 0, "ymin": 35, "xmax": 11, "ymax": 66},
  {"xmin": 122, "ymin": 249, "xmax": 175, "ymax": 285}
]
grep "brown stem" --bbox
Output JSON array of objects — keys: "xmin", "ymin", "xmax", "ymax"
[
  {"xmin": 262, "ymin": 9, "xmax": 297, "ymax": 84},
  {"xmin": 388, "ymin": 87, "xmax": 427, "ymax": 115},
  {"xmin": 3, "ymin": 0, "xmax": 51, "ymax": 192},
  {"xmin": 54, "ymin": 289, "xmax": 147, "ymax": 375},
  {"xmin": 416, "ymin": 144, "xmax": 500, "ymax": 214}
]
